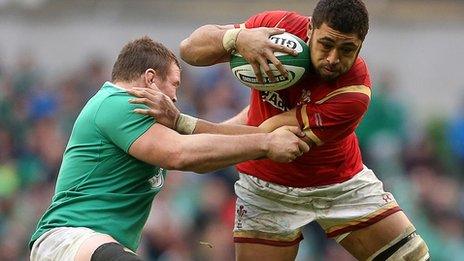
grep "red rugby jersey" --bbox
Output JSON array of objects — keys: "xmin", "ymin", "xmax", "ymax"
[{"xmin": 235, "ymin": 11, "xmax": 372, "ymax": 187}]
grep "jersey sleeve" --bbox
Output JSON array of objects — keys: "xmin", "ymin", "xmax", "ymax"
[
  {"xmin": 242, "ymin": 11, "xmax": 292, "ymax": 28},
  {"xmin": 95, "ymin": 94, "xmax": 155, "ymax": 152},
  {"xmin": 296, "ymin": 86, "xmax": 371, "ymax": 145}
]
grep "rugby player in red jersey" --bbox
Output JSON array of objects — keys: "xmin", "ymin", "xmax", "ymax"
[{"xmin": 130, "ymin": 0, "xmax": 430, "ymax": 260}]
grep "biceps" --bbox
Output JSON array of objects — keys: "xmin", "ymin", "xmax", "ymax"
[
  {"xmin": 128, "ymin": 124, "xmax": 181, "ymax": 168},
  {"xmin": 259, "ymin": 109, "xmax": 299, "ymax": 132}
]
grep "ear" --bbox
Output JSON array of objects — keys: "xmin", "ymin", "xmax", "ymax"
[
  {"xmin": 306, "ymin": 22, "xmax": 313, "ymax": 44},
  {"xmin": 144, "ymin": 68, "xmax": 157, "ymax": 86}
]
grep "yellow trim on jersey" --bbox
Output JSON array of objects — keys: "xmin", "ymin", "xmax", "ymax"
[
  {"xmin": 300, "ymin": 104, "xmax": 310, "ymax": 129},
  {"xmin": 300, "ymin": 104, "xmax": 324, "ymax": 146},
  {"xmin": 315, "ymin": 85, "xmax": 371, "ymax": 105},
  {"xmin": 303, "ymin": 129, "xmax": 324, "ymax": 146}
]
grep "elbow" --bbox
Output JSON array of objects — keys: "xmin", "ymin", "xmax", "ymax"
[
  {"xmin": 165, "ymin": 152, "xmax": 211, "ymax": 174},
  {"xmin": 162, "ymin": 148, "xmax": 200, "ymax": 172},
  {"xmin": 161, "ymin": 147, "xmax": 186, "ymax": 170}
]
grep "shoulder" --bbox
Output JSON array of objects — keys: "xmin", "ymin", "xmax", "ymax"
[
  {"xmin": 94, "ymin": 89, "xmax": 146, "ymax": 127},
  {"xmin": 245, "ymin": 10, "xmax": 309, "ymax": 31}
]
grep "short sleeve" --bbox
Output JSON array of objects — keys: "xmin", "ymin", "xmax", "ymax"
[
  {"xmin": 95, "ymin": 94, "xmax": 155, "ymax": 152},
  {"xmin": 243, "ymin": 11, "xmax": 290, "ymax": 28},
  {"xmin": 296, "ymin": 87, "xmax": 371, "ymax": 145}
]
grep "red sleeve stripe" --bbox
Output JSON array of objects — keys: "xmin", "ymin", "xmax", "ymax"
[{"xmin": 315, "ymin": 85, "xmax": 371, "ymax": 104}]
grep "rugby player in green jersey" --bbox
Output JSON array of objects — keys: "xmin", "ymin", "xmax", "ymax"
[{"xmin": 29, "ymin": 36, "xmax": 309, "ymax": 261}]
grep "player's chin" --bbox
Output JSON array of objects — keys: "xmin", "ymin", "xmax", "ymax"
[{"xmin": 318, "ymin": 70, "xmax": 340, "ymax": 80}]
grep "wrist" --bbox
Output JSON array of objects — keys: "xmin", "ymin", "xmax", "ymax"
[
  {"xmin": 172, "ymin": 112, "xmax": 181, "ymax": 129},
  {"xmin": 222, "ymin": 28, "xmax": 242, "ymax": 52},
  {"xmin": 175, "ymin": 113, "xmax": 198, "ymax": 134},
  {"xmin": 261, "ymin": 133, "xmax": 271, "ymax": 155}
]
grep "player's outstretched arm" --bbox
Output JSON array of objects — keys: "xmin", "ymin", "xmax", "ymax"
[
  {"xmin": 128, "ymin": 124, "xmax": 308, "ymax": 173},
  {"xmin": 259, "ymin": 108, "xmax": 299, "ymax": 131},
  {"xmin": 180, "ymin": 24, "xmax": 297, "ymax": 83},
  {"xmin": 128, "ymin": 88, "xmax": 261, "ymax": 135}
]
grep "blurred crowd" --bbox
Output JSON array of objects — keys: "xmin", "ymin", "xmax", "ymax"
[{"xmin": 0, "ymin": 53, "xmax": 463, "ymax": 261}]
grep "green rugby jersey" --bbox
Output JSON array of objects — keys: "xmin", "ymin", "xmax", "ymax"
[{"xmin": 30, "ymin": 82, "xmax": 166, "ymax": 251}]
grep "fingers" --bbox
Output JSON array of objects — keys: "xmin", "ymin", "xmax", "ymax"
[
  {"xmin": 297, "ymin": 139, "xmax": 310, "ymax": 154},
  {"xmin": 265, "ymin": 27, "xmax": 297, "ymax": 56},
  {"xmin": 128, "ymin": 87, "xmax": 165, "ymax": 99},
  {"xmin": 127, "ymin": 88, "xmax": 156, "ymax": 100},
  {"xmin": 266, "ymin": 27, "xmax": 285, "ymax": 36},
  {"xmin": 251, "ymin": 62, "xmax": 264, "ymax": 84},
  {"xmin": 128, "ymin": 87, "xmax": 171, "ymax": 106},
  {"xmin": 257, "ymin": 56, "xmax": 276, "ymax": 82},
  {"xmin": 272, "ymin": 42, "xmax": 298, "ymax": 56},
  {"xmin": 265, "ymin": 51, "xmax": 287, "ymax": 78},
  {"xmin": 282, "ymin": 126, "xmax": 305, "ymax": 136},
  {"xmin": 133, "ymin": 108, "xmax": 151, "ymax": 116},
  {"xmin": 128, "ymin": 97, "xmax": 154, "ymax": 107}
]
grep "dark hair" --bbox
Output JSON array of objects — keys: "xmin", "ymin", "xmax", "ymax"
[
  {"xmin": 312, "ymin": 0, "xmax": 369, "ymax": 40},
  {"xmin": 111, "ymin": 36, "xmax": 180, "ymax": 82}
]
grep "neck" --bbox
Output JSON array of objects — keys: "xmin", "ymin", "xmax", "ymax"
[{"xmin": 112, "ymin": 79, "xmax": 145, "ymax": 90}]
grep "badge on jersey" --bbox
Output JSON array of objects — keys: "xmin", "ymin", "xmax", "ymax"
[{"xmin": 148, "ymin": 168, "xmax": 165, "ymax": 189}]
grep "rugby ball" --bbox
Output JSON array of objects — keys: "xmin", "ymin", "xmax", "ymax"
[{"xmin": 230, "ymin": 32, "xmax": 310, "ymax": 91}]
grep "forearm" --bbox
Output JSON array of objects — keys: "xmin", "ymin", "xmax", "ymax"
[
  {"xmin": 259, "ymin": 108, "xmax": 299, "ymax": 132},
  {"xmin": 194, "ymin": 118, "xmax": 262, "ymax": 135},
  {"xmin": 176, "ymin": 133, "xmax": 268, "ymax": 173},
  {"xmin": 180, "ymin": 24, "xmax": 234, "ymax": 66},
  {"xmin": 194, "ymin": 105, "xmax": 256, "ymax": 135},
  {"xmin": 221, "ymin": 105, "xmax": 249, "ymax": 125}
]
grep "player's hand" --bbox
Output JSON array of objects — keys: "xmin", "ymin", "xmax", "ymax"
[
  {"xmin": 235, "ymin": 27, "xmax": 298, "ymax": 84},
  {"xmin": 265, "ymin": 126, "xmax": 310, "ymax": 163},
  {"xmin": 128, "ymin": 87, "xmax": 180, "ymax": 129}
]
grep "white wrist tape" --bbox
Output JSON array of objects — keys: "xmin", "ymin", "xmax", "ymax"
[
  {"xmin": 175, "ymin": 113, "xmax": 198, "ymax": 134},
  {"xmin": 222, "ymin": 28, "xmax": 242, "ymax": 52}
]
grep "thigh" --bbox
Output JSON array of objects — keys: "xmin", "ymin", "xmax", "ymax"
[
  {"xmin": 233, "ymin": 174, "xmax": 315, "ymax": 260},
  {"xmin": 316, "ymin": 168, "xmax": 401, "ymax": 242},
  {"xmin": 235, "ymin": 242, "xmax": 299, "ymax": 261},
  {"xmin": 75, "ymin": 233, "xmax": 118, "ymax": 261},
  {"xmin": 30, "ymin": 227, "xmax": 114, "ymax": 261},
  {"xmin": 339, "ymin": 211, "xmax": 413, "ymax": 260}
]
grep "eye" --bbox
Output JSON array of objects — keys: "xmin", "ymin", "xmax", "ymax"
[
  {"xmin": 341, "ymin": 47, "xmax": 355, "ymax": 55},
  {"xmin": 320, "ymin": 42, "xmax": 332, "ymax": 51}
]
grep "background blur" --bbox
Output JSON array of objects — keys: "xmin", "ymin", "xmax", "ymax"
[{"xmin": 1, "ymin": 0, "xmax": 463, "ymax": 260}]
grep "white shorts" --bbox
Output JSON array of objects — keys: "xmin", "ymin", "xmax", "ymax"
[
  {"xmin": 30, "ymin": 227, "xmax": 105, "ymax": 261},
  {"xmin": 233, "ymin": 167, "xmax": 400, "ymax": 246}
]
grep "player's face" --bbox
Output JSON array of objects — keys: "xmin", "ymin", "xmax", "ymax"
[
  {"xmin": 153, "ymin": 62, "xmax": 180, "ymax": 102},
  {"xmin": 308, "ymin": 23, "xmax": 362, "ymax": 80}
]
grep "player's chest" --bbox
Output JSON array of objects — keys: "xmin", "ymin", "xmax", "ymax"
[{"xmin": 258, "ymin": 79, "xmax": 335, "ymax": 111}]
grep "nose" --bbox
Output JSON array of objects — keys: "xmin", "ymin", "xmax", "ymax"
[
  {"xmin": 326, "ymin": 49, "xmax": 340, "ymax": 65},
  {"xmin": 171, "ymin": 96, "xmax": 177, "ymax": 103}
]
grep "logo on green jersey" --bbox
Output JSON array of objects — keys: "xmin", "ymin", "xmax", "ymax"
[{"xmin": 148, "ymin": 168, "xmax": 165, "ymax": 189}]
